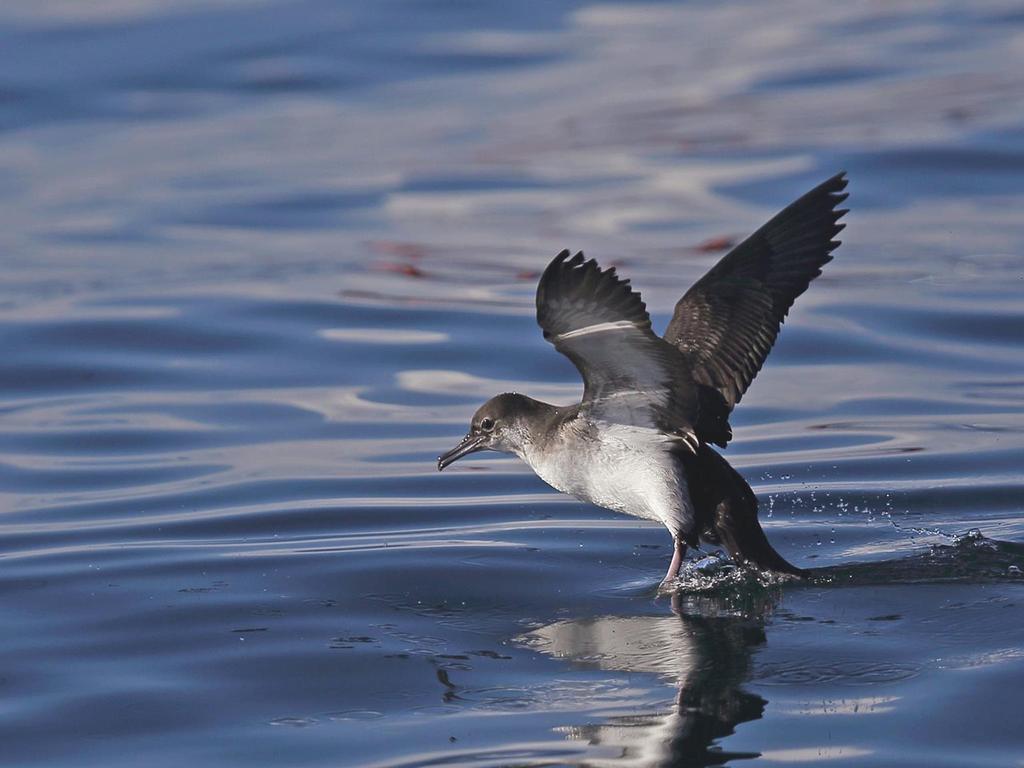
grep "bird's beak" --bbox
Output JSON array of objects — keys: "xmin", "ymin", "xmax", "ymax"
[{"xmin": 437, "ymin": 434, "xmax": 485, "ymax": 471}]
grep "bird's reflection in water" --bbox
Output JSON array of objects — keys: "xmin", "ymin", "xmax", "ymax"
[
  {"xmin": 524, "ymin": 591, "xmax": 778, "ymax": 766},
  {"xmin": 519, "ymin": 537, "xmax": 1024, "ymax": 765}
]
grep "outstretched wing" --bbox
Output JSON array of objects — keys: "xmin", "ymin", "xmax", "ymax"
[
  {"xmin": 664, "ymin": 172, "xmax": 849, "ymax": 410},
  {"xmin": 536, "ymin": 250, "xmax": 708, "ymax": 451}
]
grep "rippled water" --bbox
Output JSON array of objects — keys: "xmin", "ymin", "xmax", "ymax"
[{"xmin": 2, "ymin": 1, "xmax": 1023, "ymax": 766}]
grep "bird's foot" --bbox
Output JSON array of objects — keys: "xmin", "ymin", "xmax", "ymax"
[{"xmin": 660, "ymin": 539, "xmax": 687, "ymax": 587}]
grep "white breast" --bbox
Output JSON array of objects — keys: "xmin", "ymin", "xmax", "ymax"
[{"xmin": 519, "ymin": 422, "xmax": 694, "ymax": 540}]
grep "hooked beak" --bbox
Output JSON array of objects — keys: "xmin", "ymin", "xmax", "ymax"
[{"xmin": 437, "ymin": 434, "xmax": 485, "ymax": 471}]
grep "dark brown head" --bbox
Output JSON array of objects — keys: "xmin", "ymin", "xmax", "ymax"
[{"xmin": 437, "ymin": 393, "xmax": 546, "ymax": 470}]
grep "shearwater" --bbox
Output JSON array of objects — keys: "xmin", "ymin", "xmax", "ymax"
[{"xmin": 438, "ymin": 173, "xmax": 849, "ymax": 583}]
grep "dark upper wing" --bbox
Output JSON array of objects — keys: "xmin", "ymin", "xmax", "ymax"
[
  {"xmin": 536, "ymin": 250, "xmax": 710, "ymax": 450},
  {"xmin": 663, "ymin": 172, "xmax": 849, "ymax": 410}
]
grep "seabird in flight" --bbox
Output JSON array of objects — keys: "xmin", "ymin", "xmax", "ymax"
[{"xmin": 438, "ymin": 172, "xmax": 849, "ymax": 582}]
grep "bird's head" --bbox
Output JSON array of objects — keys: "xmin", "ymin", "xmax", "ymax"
[{"xmin": 437, "ymin": 392, "xmax": 543, "ymax": 470}]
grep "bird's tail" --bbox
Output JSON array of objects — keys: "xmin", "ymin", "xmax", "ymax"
[{"xmin": 687, "ymin": 447, "xmax": 805, "ymax": 577}]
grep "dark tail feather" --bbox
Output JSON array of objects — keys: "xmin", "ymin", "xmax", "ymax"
[
  {"xmin": 686, "ymin": 446, "xmax": 805, "ymax": 577},
  {"xmin": 713, "ymin": 492, "xmax": 805, "ymax": 577}
]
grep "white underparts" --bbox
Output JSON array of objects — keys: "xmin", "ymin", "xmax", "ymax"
[
  {"xmin": 520, "ymin": 422, "xmax": 695, "ymax": 539},
  {"xmin": 555, "ymin": 320, "xmax": 640, "ymax": 341}
]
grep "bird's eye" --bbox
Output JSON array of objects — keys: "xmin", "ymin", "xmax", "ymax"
[{"xmin": 480, "ymin": 417, "xmax": 495, "ymax": 432}]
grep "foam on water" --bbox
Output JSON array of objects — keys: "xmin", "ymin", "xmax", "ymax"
[{"xmin": 662, "ymin": 551, "xmax": 798, "ymax": 595}]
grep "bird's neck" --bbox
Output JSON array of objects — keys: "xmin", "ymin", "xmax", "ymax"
[{"xmin": 511, "ymin": 401, "xmax": 575, "ymax": 463}]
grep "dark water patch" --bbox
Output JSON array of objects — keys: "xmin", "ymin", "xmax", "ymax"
[
  {"xmin": 755, "ymin": 660, "xmax": 921, "ymax": 686},
  {"xmin": 756, "ymin": 64, "xmax": 891, "ymax": 90},
  {"xmin": 401, "ymin": 173, "xmax": 571, "ymax": 194},
  {"xmin": 9, "ymin": 316, "xmax": 258, "ymax": 354},
  {"xmin": 0, "ymin": 360, "xmax": 165, "ymax": 395},
  {"xmin": 811, "ymin": 531, "xmax": 1024, "ymax": 586},
  {"xmin": 185, "ymin": 190, "xmax": 386, "ymax": 231},
  {"xmin": 0, "ymin": 459, "xmax": 227, "ymax": 493},
  {"xmin": 833, "ymin": 302, "xmax": 1024, "ymax": 348}
]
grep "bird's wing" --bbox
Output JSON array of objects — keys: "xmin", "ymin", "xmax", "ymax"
[
  {"xmin": 536, "ymin": 250, "xmax": 713, "ymax": 451},
  {"xmin": 663, "ymin": 172, "xmax": 849, "ymax": 410}
]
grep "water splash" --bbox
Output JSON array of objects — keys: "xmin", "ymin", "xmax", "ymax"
[
  {"xmin": 661, "ymin": 551, "xmax": 799, "ymax": 596},
  {"xmin": 660, "ymin": 533, "xmax": 1024, "ymax": 598}
]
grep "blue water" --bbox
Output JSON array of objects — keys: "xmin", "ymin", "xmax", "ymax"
[{"xmin": 2, "ymin": 1, "xmax": 1024, "ymax": 766}]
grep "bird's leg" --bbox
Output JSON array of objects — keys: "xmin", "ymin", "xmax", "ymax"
[{"xmin": 662, "ymin": 538, "xmax": 687, "ymax": 584}]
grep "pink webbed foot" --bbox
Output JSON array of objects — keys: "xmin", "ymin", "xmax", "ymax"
[{"xmin": 661, "ymin": 538, "xmax": 687, "ymax": 585}]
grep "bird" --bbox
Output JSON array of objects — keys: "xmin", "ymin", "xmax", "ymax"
[{"xmin": 437, "ymin": 172, "xmax": 849, "ymax": 583}]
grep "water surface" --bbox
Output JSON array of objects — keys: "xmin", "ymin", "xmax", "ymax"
[{"xmin": 1, "ymin": 1, "xmax": 1023, "ymax": 766}]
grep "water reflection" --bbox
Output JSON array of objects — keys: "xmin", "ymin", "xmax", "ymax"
[
  {"xmin": 523, "ymin": 591, "xmax": 779, "ymax": 766},
  {"xmin": 518, "ymin": 533, "xmax": 1024, "ymax": 766}
]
